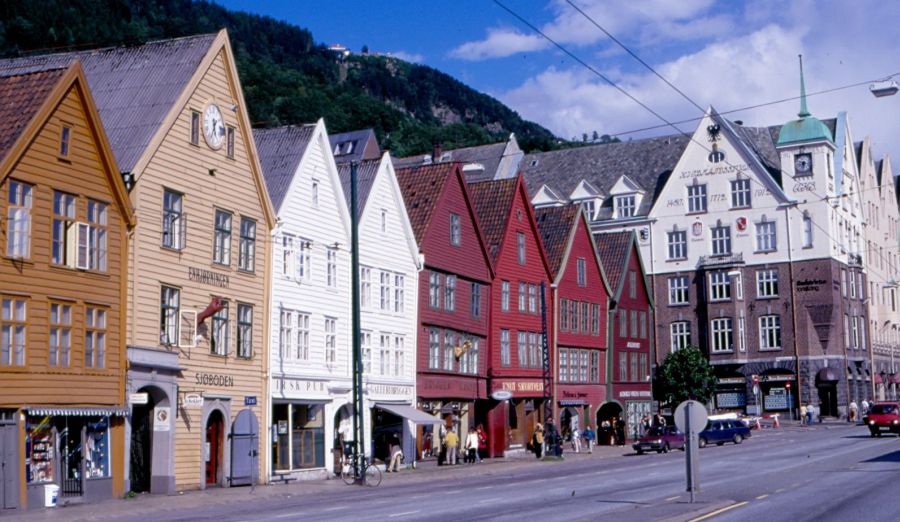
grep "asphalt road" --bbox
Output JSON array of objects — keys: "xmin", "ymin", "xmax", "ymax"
[{"xmin": 15, "ymin": 423, "xmax": 899, "ymax": 522}]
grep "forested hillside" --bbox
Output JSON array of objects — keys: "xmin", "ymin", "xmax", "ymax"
[{"xmin": 0, "ymin": 0, "xmax": 561, "ymax": 156}]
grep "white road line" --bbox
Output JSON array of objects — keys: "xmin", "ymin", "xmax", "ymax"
[
  {"xmin": 476, "ymin": 485, "xmax": 495, "ymax": 490},
  {"xmin": 478, "ymin": 497, "xmax": 503, "ymax": 504},
  {"xmin": 388, "ymin": 511, "xmax": 421, "ymax": 518}
]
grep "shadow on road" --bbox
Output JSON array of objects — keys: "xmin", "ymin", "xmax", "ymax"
[{"xmin": 863, "ymin": 449, "xmax": 900, "ymax": 463}]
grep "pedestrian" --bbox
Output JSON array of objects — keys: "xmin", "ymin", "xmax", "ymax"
[
  {"xmin": 861, "ymin": 399, "xmax": 870, "ymax": 417},
  {"xmin": 464, "ymin": 427, "xmax": 479, "ymax": 464},
  {"xmin": 800, "ymin": 404, "xmax": 808, "ymax": 426},
  {"xmin": 805, "ymin": 404, "xmax": 814, "ymax": 425},
  {"xmin": 614, "ymin": 417, "xmax": 626, "ymax": 446},
  {"xmin": 583, "ymin": 425, "xmax": 595, "ymax": 454},
  {"xmin": 476, "ymin": 424, "xmax": 487, "ymax": 463},
  {"xmin": 849, "ymin": 400, "xmax": 858, "ymax": 423},
  {"xmin": 532, "ymin": 423, "xmax": 544, "ymax": 458},
  {"xmin": 386, "ymin": 435, "xmax": 403, "ymax": 473},
  {"xmin": 641, "ymin": 415, "xmax": 651, "ymax": 435},
  {"xmin": 571, "ymin": 426, "xmax": 581, "ymax": 453},
  {"xmin": 601, "ymin": 419, "xmax": 612, "ymax": 445},
  {"xmin": 444, "ymin": 428, "xmax": 459, "ymax": 465},
  {"xmin": 437, "ymin": 422, "xmax": 447, "ymax": 465},
  {"xmin": 655, "ymin": 413, "xmax": 667, "ymax": 428}
]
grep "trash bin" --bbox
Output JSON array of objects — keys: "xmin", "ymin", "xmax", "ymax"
[{"xmin": 43, "ymin": 484, "xmax": 59, "ymax": 508}]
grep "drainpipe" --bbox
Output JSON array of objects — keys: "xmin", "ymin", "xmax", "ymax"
[{"xmin": 784, "ymin": 202, "xmax": 802, "ymax": 418}]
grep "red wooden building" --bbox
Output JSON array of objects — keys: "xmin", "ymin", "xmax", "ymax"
[
  {"xmin": 535, "ymin": 205, "xmax": 611, "ymax": 439},
  {"xmin": 395, "ymin": 163, "xmax": 494, "ymax": 456},
  {"xmin": 468, "ymin": 176, "xmax": 552, "ymax": 456},
  {"xmin": 596, "ymin": 231, "xmax": 654, "ymax": 442}
]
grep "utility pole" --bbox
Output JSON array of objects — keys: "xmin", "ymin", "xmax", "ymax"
[{"xmin": 350, "ymin": 162, "xmax": 365, "ymax": 480}]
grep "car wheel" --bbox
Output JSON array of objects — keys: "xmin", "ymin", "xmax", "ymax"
[
  {"xmin": 733, "ymin": 434, "xmax": 743, "ymax": 444},
  {"xmin": 663, "ymin": 443, "xmax": 671, "ymax": 453},
  {"xmin": 698, "ymin": 437, "xmax": 707, "ymax": 448},
  {"xmin": 870, "ymin": 430, "xmax": 878, "ymax": 438},
  {"xmin": 636, "ymin": 448, "xmax": 644, "ymax": 455},
  {"xmin": 876, "ymin": 431, "xmax": 883, "ymax": 437}
]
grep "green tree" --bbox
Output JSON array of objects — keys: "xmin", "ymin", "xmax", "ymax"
[{"xmin": 654, "ymin": 346, "xmax": 716, "ymax": 407}]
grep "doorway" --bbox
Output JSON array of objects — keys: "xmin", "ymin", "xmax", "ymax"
[
  {"xmin": 205, "ymin": 411, "xmax": 225, "ymax": 486},
  {"xmin": 818, "ymin": 383, "xmax": 838, "ymax": 417},
  {"xmin": 597, "ymin": 402, "xmax": 623, "ymax": 446},
  {"xmin": 130, "ymin": 392, "xmax": 157, "ymax": 493},
  {"xmin": 1, "ymin": 420, "xmax": 18, "ymax": 510}
]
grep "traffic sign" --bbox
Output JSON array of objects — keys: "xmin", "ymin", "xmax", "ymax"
[{"xmin": 674, "ymin": 400, "xmax": 708, "ymax": 434}]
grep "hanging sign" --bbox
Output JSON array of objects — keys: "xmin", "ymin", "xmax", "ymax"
[
  {"xmin": 183, "ymin": 394, "xmax": 203, "ymax": 408},
  {"xmin": 129, "ymin": 393, "xmax": 149, "ymax": 405}
]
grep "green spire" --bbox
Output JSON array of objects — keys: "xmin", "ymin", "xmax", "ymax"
[{"xmin": 798, "ymin": 54, "xmax": 810, "ymax": 118}]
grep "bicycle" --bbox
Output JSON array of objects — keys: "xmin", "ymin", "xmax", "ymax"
[{"xmin": 340, "ymin": 452, "xmax": 382, "ymax": 487}]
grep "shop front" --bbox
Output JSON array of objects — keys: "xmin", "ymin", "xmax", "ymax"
[
  {"xmin": 714, "ymin": 375, "xmax": 748, "ymax": 413},
  {"xmin": 556, "ymin": 385, "xmax": 606, "ymax": 437},
  {"xmin": 487, "ymin": 379, "xmax": 545, "ymax": 456},
  {"xmin": 21, "ymin": 407, "xmax": 126, "ymax": 508},
  {"xmin": 416, "ymin": 374, "xmax": 487, "ymax": 460},
  {"xmin": 367, "ymin": 383, "xmax": 437, "ymax": 468},
  {"xmin": 759, "ymin": 371, "xmax": 797, "ymax": 416},
  {"xmin": 611, "ymin": 387, "xmax": 653, "ymax": 441}
]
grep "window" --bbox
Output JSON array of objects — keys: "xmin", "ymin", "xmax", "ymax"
[
  {"xmin": 709, "ymin": 271, "xmax": 731, "ymax": 301},
  {"xmin": 711, "ymin": 225, "xmax": 731, "ymax": 256},
  {"xmin": 630, "ymin": 310, "xmax": 638, "ymax": 338},
  {"xmin": 501, "ymin": 281, "xmax": 510, "ymax": 312},
  {"xmin": 467, "ymin": 338, "xmax": 479, "ymax": 375},
  {"xmin": 443, "ymin": 331, "xmax": 454, "ymax": 371},
  {"xmin": 445, "ymin": 275, "xmax": 456, "ymax": 311},
  {"xmin": 428, "ymin": 328, "xmax": 440, "ymax": 369},
  {"xmin": 615, "ymin": 195, "xmax": 636, "ymax": 218},
  {"xmin": 85, "ymin": 200, "xmax": 108, "ymax": 271},
  {"xmin": 311, "ymin": 179, "xmax": 319, "ymax": 207},
  {"xmin": 85, "ymin": 306, "xmax": 106, "ymax": 368},
  {"xmin": 802, "ymin": 213, "xmax": 813, "ymax": 248},
  {"xmin": 518, "ymin": 282, "xmax": 526, "ymax": 312},
  {"xmin": 450, "ymin": 213, "xmax": 461, "ymax": 246},
  {"xmin": 640, "ymin": 311, "xmax": 648, "ymax": 339},
  {"xmin": 577, "ymin": 258, "xmax": 587, "ymax": 287},
  {"xmin": 363, "ymin": 332, "xmax": 373, "ymax": 375},
  {"xmin": 517, "ymin": 332, "xmax": 527, "ymax": 367},
  {"xmin": 0, "ymin": 298, "xmax": 25, "ymax": 367},
  {"xmin": 560, "ymin": 298, "xmax": 569, "ymax": 331},
  {"xmin": 360, "ymin": 267, "xmax": 371, "ymax": 308},
  {"xmin": 630, "ymin": 352, "xmax": 639, "ymax": 382},
  {"xmin": 237, "ymin": 304, "xmax": 253, "ymax": 358},
  {"xmin": 640, "ymin": 353, "xmax": 648, "ymax": 383},
  {"xmin": 570, "ymin": 300, "xmax": 579, "ymax": 333},
  {"xmin": 429, "ymin": 272, "xmax": 441, "ymax": 308},
  {"xmin": 841, "ymin": 269, "xmax": 847, "ymax": 297},
  {"xmin": 236, "ymin": 218, "xmax": 256, "ymax": 271},
  {"xmin": 671, "ymin": 322, "xmax": 691, "ymax": 352},
  {"xmin": 591, "ymin": 304, "xmax": 600, "ymax": 335},
  {"xmin": 393, "ymin": 336, "xmax": 404, "ymax": 377},
  {"xmin": 619, "ymin": 355, "xmax": 628, "ymax": 382},
  {"xmin": 381, "ymin": 210, "xmax": 387, "ymax": 234},
  {"xmin": 500, "ymin": 329, "xmax": 511, "ymax": 366},
  {"xmin": 52, "ymin": 191, "xmax": 76, "ymax": 265},
  {"xmin": 578, "ymin": 346, "xmax": 588, "ymax": 381},
  {"xmin": 379, "ymin": 334, "xmax": 390, "ymax": 375},
  {"xmin": 738, "ymin": 316, "xmax": 746, "ymax": 352},
  {"xmin": 162, "ymin": 190, "xmax": 185, "ymax": 250},
  {"xmin": 471, "ymin": 283, "xmax": 481, "ymax": 317},
  {"xmin": 755, "ymin": 220, "xmax": 777, "ymax": 253},
  {"xmin": 582, "ymin": 199, "xmax": 596, "ymax": 220},
  {"xmin": 190, "ymin": 111, "xmax": 200, "ymax": 145},
  {"xmin": 394, "ymin": 274, "xmax": 404, "ymax": 313},
  {"xmin": 843, "ymin": 314, "xmax": 850, "ymax": 348},
  {"xmin": 211, "ymin": 302, "xmax": 229, "ymax": 356},
  {"xmin": 667, "ymin": 230, "xmax": 687, "ymax": 260},
  {"xmin": 851, "ymin": 315, "xmax": 860, "ymax": 349},
  {"xmin": 59, "ymin": 125, "xmax": 71, "ymax": 157},
  {"xmin": 559, "ymin": 349, "xmax": 569, "ymax": 383},
  {"xmin": 213, "ymin": 210, "xmax": 232, "ymax": 265},
  {"xmin": 297, "ymin": 240, "xmax": 311, "ymax": 281},
  {"xmin": 49, "ymin": 303, "xmax": 71, "ymax": 367},
  {"xmin": 159, "ymin": 286, "xmax": 180, "ymax": 346},
  {"xmin": 756, "ymin": 269, "xmax": 779, "ymax": 298},
  {"xmin": 629, "ymin": 271, "xmax": 637, "ymax": 299},
  {"xmin": 581, "ymin": 302, "xmax": 590, "ymax": 334},
  {"xmin": 326, "ymin": 248, "xmax": 337, "ymax": 288},
  {"xmin": 687, "ymin": 184, "xmax": 707, "ymax": 213},
  {"xmin": 279, "ymin": 311, "xmax": 294, "ymax": 359},
  {"xmin": 849, "ymin": 271, "xmax": 856, "ymax": 299},
  {"xmin": 226, "ymin": 126, "xmax": 235, "ymax": 158},
  {"xmin": 730, "ymin": 179, "xmax": 751, "ymax": 208},
  {"xmin": 528, "ymin": 284, "xmax": 537, "ymax": 313},
  {"xmin": 669, "ymin": 276, "xmax": 689, "ymax": 305},
  {"xmin": 296, "ymin": 313, "xmax": 310, "ymax": 360},
  {"xmin": 591, "ymin": 351, "xmax": 600, "ymax": 382},
  {"xmin": 759, "ymin": 315, "xmax": 781, "ymax": 350},
  {"xmin": 325, "ymin": 318, "xmax": 337, "ymax": 363},
  {"xmin": 6, "ymin": 181, "xmax": 32, "ymax": 258},
  {"xmin": 711, "ymin": 317, "xmax": 734, "ymax": 353},
  {"xmin": 517, "ymin": 232, "xmax": 526, "ymax": 264},
  {"xmin": 380, "ymin": 271, "xmax": 391, "ymax": 311}
]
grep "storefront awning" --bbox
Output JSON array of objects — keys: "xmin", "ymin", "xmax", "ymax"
[
  {"xmin": 25, "ymin": 406, "xmax": 129, "ymax": 417},
  {"xmin": 375, "ymin": 403, "xmax": 443, "ymax": 424}
]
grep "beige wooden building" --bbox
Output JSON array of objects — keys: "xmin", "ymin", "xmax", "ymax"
[{"xmin": 0, "ymin": 30, "xmax": 274, "ymax": 492}]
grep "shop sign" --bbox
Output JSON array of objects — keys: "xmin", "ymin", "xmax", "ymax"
[
  {"xmin": 188, "ymin": 266, "xmax": 229, "ymax": 288},
  {"xmin": 491, "ymin": 390, "xmax": 513, "ymax": 401},
  {"xmin": 717, "ymin": 377, "xmax": 745, "ymax": 385},
  {"xmin": 561, "ymin": 391, "xmax": 588, "ymax": 399},
  {"xmin": 368, "ymin": 384, "xmax": 413, "ymax": 398},
  {"xmin": 273, "ymin": 377, "xmax": 327, "ymax": 395},
  {"xmin": 183, "ymin": 394, "xmax": 203, "ymax": 408},
  {"xmin": 560, "ymin": 399, "xmax": 586, "ymax": 406},
  {"xmin": 618, "ymin": 390, "xmax": 652, "ymax": 398},
  {"xmin": 762, "ymin": 374, "xmax": 794, "ymax": 382},
  {"xmin": 796, "ymin": 279, "xmax": 826, "ymax": 293},
  {"xmin": 626, "ymin": 342, "xmax": 641, "ymax": 349},
  {"xmin": 195, "ymin": 372, "xmax": 234, "ymax": 387},
  {"xmin": 277, "ymin": 420, "xmax": 288, "ymax": 435},
  {"xmin": 129, "ymin": 393, "xmax": 149, "ymax": 405},
  {"xmin": 420, "ymin": 376, "xmax": 481, "ymax": 398},
  {"xmin": 499, "ymin": 381, "xmax": 544, "ymax": 393},
  {"xmin": 153, "ymin": 407, "xmax": 171, "ymax": 432},
  {"xmin": 244, "ymin": 396, "xmax": 257, "ymax": 406}
]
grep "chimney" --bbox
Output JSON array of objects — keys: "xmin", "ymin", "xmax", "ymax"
[{"xmin": 433, "ymin": 142, "xmax": 443, "ymax": 163}]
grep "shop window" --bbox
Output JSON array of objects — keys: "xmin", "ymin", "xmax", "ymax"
[
  {"xmin": 291, "ymin": 404, "xmax": 325, "ymax": 470},
  {"xmin": 85, "ymin": 417, "xmax": 110, "ymax": 478},
  {"xmin": 26, "ymin": 418, "xmax": 54, "ymax": 483}
]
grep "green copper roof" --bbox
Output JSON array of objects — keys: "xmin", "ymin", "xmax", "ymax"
[{"xmin": 777, "ymin": 55, "xmax": 833, "ymax": 146}]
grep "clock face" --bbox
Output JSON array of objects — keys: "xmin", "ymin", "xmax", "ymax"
[
  {"xmin": 795, "ymin": 154, "xmax": 812, "ymax": 174},
  {"xmin": 203, "ymin": 103, "xmax": 225, "ymax": 149}
]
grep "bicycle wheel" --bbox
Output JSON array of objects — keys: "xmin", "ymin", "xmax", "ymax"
[
  {"xmin": 340, "ymin": 462, "xmax": 356, "ymax": 485},
  {"xmin": 364, "ymin": 463, "xmax": 382, "ymax": 487}
]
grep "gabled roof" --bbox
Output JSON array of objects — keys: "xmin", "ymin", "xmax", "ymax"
[
  {"xmin": 337, "ymin": 158, "xmax": 380, "ymax": 219},
  {"xmin": 0, "ymin": 68, "xmax": 66, "ymax": 163},
  {"xmin": 253, "ymin": 124, "xmax": 316, "ymax": 212},
  {"xmin": 534, "ymin": 204, "xmax": 579, "ymax": 277},
  {"xmin": 395, "ymin": 162, "xmax": 460, "ymax": 245},
  {"xmin": 393, "ymin": 135, "xmax": 522, "ymax": 183},
  {"xmin": 329, "ymin": 128, "xmax": 381, "ymax": 165},
  {"xmin": 533, "ymin": 184, "xmax": 566, "ymax": 206},
  {"xmin": 0, "ymin": 33, "xmax": 216, "ymax": 173},
  {"xmin": 467, "ymin": 178, "xmax": 519, "ymax": 262},
  {"xmin": 596, "ymin": 231, "xmax": 633, "ymax": 299}
]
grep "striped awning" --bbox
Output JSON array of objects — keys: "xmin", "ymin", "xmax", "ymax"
[{"xmin": 25, "ymin": 406, "xmax": 129, "ymax": 417}]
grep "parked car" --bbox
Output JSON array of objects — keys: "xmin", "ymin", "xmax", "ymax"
[
  {"xmin": 632, "ymin": 426, "xmax": 685, "ymax": 454},
  {"xmin": 698, "ymin": 419, "xmax": 751, "ymax": 448},
  {"xmin": 863, "ymin": 402, "xmax": 900, "ymax": 437}
]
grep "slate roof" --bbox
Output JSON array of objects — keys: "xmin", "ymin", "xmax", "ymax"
[
  {"xmin": 395, "ymin": 162, "xmax": 459, "ymax": 246},
  {"xmin": 467, "ymin": 178, "xmax": 518, "ymax": 262},
  {"xmin": 253, "ymin": 125, "xmax": 316, "ymax": 213},
  {"xmin": 595, "ymin": 230, "xmax": 633, "ymax": 297},
  {"xmin": 394, "ymin": 140, "xmax": 508, "ymax": 183},
  {"xmin": 337, "ymin": 159, "xmax": 380, "ymax": 219},
  {"xmin": 0, "ymin": 33, "xmax": 216, "ymax": 173},
  {"xmin": 0, "ymin": 68, "xmax": 66, "ymax": 163},
  {"xmin": 534, "ymin": 205, "xmax": 579, "ymax": 278},
  {"xmin": 330, "ymin": 128, "xmax": 381, "ymax": 165}
]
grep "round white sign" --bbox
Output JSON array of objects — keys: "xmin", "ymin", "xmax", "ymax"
[
  {"xmin": 674, "ymin": 400, "xmax": 708, "ymax": 434},
  {"xmin": 491, "ymin": 390, "xmax": 513, "ymax": 401}
]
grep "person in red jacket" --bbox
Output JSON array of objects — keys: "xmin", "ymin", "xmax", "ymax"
[{"xmin": 476, "ymin": 424, "xmax": 487, "ymax": 463}]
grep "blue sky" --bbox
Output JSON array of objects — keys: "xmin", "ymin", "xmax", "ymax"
[{"xmin": 219, "ymin": 1, "xmax": 900, "ymax": 159}]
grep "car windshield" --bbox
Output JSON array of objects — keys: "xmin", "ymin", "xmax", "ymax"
[{"xmin": 870, "ymin": 405, "xmax": 897, "ymax": 415}]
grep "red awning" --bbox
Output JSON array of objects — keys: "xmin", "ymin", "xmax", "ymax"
[{"xmin": 874, "ymin": 374, "xmax": 884, "ymax": 384}]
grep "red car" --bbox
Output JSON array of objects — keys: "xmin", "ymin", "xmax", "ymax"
[
  {"xmin": 864, "ymin": 402, "xmax": 900, "ymax": 437},
  {"xmin": 632, "ymin": 426, "xmax": 685, "ymax": 454}
]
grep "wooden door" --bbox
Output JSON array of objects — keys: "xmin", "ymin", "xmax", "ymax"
[
  {"xmin": 205, "ymin": 412, "xmax": 224, "ymax": 486},
  {"xmin": 0, "ymin": 422, "xmax": 18, "ymax": 509}
]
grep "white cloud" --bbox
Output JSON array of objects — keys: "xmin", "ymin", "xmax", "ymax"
[
  {"xmin": 389, "ymin": 51, "xmax": 425, "ymax": 63},
  {"xmin": 449, "ymin": 27, "xmax": 548, "ymax": 60}
]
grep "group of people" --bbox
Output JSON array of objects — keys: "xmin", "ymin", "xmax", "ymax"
[
  {"xmin": 437, "ymin": 424, "xmax": 487, "ymax": 466},
  {"xmin": 599, "ymin": 417, "xmax": 627, "ymax": 446},
  {"xmin": 848, "ymin": 400, "xmax": 870, "ymax": 423},
  {"xmin": 565, "ymin": 425, "xmax": 596, "ymax": 453},
  {"xmin": 799, "ymin": 403, "xmax": 822, "ymax": 425},
  {"xmin": 530, "ymin": 422, "xmax": 563, "ymax": 458}
]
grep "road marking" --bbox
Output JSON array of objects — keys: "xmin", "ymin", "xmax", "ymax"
[
  {"xmin": 476, "ymin": 485, "xmax": 495, "ymax": 490},
  {"xmin": 478, "ymin": 497, "xmax": 503, "ymax": 504},
  {"xmin": 775, "ymin": 488, "xmax": 786, "ymax": 493},
  {"xmin": 665, "ymin": 495, "xmax": 680, "ymax": 501},
  {"xmin": 274, "ymin": 513, "xmax": 307, "ymax": 519},
  {"xmin": 689, "ymin": 501, "xmax": 749, "ymax": 522},
  {"xmin": 791, "ymin": 482, "xmax": 800, "ymax": 487},
  {"xmin": 755, "ymin": 494, "xmax": 769, "ymax": 500},
  {"xmin": 389, "ymin": 511, "xmax": 421, "ymax": 518}
]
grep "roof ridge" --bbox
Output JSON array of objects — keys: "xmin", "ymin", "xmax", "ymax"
[{"xmin": 6, "ymin": 32, "xmax": 218, "ymax": 61}]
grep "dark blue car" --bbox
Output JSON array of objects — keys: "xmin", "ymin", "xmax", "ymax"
[{"xmin": 698, "ymin": 419, "xmax": 751, "ymax": 448}]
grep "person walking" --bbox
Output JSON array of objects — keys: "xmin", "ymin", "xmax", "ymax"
[
  {"xmin": 444, "ymin": 428, "xmax": 459, "ymax": 465},
  {"xmin": 800, "ymin": 404, "xmax": 808, "ymax": 426},
  {"xmin": 532, "ymin": 423, "xmax": 544, "ymax": 458},
  {"xmin": 861, "ymin": 399, "xmax": 870, "ymax": 418},
  {"xmin": 476, "ymin": 424, "xmax": 487, "ymax": 463},
  {"xmin": 805, "ymin": 404, "xmax": 814, "ymax": 425},
  {"xmin": 583, "ymin": 425, "xmax": 595, "ymax": 454},
  {"xmin": 386, "ymin": 435, "xmax": 403, "ymax": 473},
  {"xmin": 849, "ymin": 400, "xmax": 858, "ymax": 423},
  {"xmin": 464, "ymin": 427, "xmax": 479, "ymax": 464},
  {"xmin": 614, "ymin": 417, "xmax": 626, "ymax": 447},
  {"xmin": 571, "ymin": 426, "xmax": 582, "ymax": 453},
  {"xmin": 601, "ymin": 419, "xmax": 612, "ymax": 445}
]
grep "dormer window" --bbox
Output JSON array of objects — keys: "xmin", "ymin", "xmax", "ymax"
[
  {"xmin": 582, "ymin": 199, "xmax": 596, "ymax": 220},
  {"xmin": 615, "ymin": 195, "xmax": 635, "ymax": 218}
]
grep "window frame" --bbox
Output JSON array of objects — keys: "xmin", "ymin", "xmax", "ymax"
[
  {"xmin": 670, "ymin": 321, "xmax": 691, "ymax": 352},
  {"xmin": 687, "ymin": 183, "xmax": 708, "ymax": 213},
  {"xmin": 668, "ymin": 275, "xmax": 689, "ymax": 305},
  {"xmin": 758, "ymin": 314, "xmax": 782, "ymax": 351},
  {"xmin": 755, "ymin": 220, "xmax": 777, "ymax": 253},
  {"xmin": 710, "ymin": 317, "xmax": 734, "ymax": 353},
  {"xmin": 237, "ymin": 303, "xmax": 253, "ymax": 359},
  {"xmin": 213, "ymin": 209, "xmax": 232, "ymax": 266},
  {"xmin": 730, "ymin": 178, "xmax": 751, "ymax": 208},
  {"xmin": 84, "ymin": 306, "xmax": 107, "ymax": 369},
  {"xmin": 667, "ymin": 230, "xmax": 687, "ymax": 260}
]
